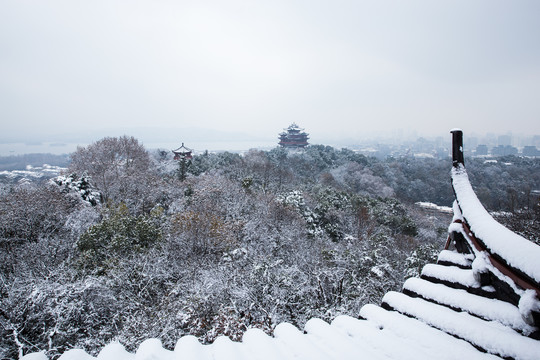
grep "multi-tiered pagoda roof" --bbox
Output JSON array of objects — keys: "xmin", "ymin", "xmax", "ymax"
[{"xmin": 278, "ymin": 123, "xmax": 309, "ymax": 148}]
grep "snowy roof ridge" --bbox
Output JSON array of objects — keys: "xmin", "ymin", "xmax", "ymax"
[
  {"xmin": 21, "ymin": 312, "xmax": 506, "ymax": 360},
  {"xmin": 451, "ymin": 164, "xmax": 540, "ymax": 286}
]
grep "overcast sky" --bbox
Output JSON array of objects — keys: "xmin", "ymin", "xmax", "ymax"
[{"xmin": 1, "ymin": 0, "xmax": 540, "ymax": 146}]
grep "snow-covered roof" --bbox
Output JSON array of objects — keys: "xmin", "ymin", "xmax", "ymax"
[
  {"xmin": 283, "ymin": 123, "xmax": 305, "ymax": 132},
  {"xmin": 24, "ymin": 307, "xmax": 525, "ymax": 360},
  {"xmin": 451, "ymin": 164, "xmax": 540, "ymax": 287},
  {"xmin": 172, "ymin": 142, "xmax": 193, "ymax": 154}
]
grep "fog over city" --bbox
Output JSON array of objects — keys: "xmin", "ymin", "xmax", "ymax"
[{"xmin": 1, "ymin": 1, "xmax": 540, "ymax": 153}]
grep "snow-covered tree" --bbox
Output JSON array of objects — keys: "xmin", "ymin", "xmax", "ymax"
[{"xmin": 69, "ymin": 136, "xmax": 158, "ymax": 212}]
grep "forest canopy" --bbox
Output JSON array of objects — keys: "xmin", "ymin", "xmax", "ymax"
[{"xmin": 1, "ymin": 137, "xmax": 539, "ymax": 359}]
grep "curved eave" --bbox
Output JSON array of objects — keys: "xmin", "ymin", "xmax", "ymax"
[{"xmin": 451, "ymin": 165, "xmax": 540, "ymax": 286}]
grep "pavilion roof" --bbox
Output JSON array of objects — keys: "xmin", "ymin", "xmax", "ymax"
[{"xmin": 172, "ymin": 143, "xmax": 193, "ymax": 154}]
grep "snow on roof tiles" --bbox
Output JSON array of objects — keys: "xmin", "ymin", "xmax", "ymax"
[
  {"xmin": 451, "ymin": 165, "xmax": 540, "ymax": 286},
  {"xmin": 21, "ymin": 312, "xmax": 506, "ymax": 360},
  {"xmin": 382, "ymin": 291, "xmax": 540, "ymax": 360},
  {"xmin": 437, "ymin": 249, "xmax": 474, "ymax": 268},
  {"xmin": 403, "ymin": 277, "xmax": 537, "ymax": 335}
]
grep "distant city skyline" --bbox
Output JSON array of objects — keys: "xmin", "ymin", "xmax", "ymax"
[
  {"xmin": 1, "ymin": 1, "xmax": 540, "ymax": 147},
  {"xmin": 1, "ymin": 123, "xmax": 539, "ymax": 157}
]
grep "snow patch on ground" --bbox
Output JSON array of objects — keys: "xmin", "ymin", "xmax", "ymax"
[{"xmin": 415, "ymin": 202, "xmax": 452, "ymax": 214}]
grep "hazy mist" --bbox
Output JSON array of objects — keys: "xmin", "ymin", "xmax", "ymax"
[{"xmin": 1, "ymin": 0, "xmax": 540, "ymax": 150}]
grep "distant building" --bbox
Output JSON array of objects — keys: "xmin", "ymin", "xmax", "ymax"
[
  {"xmin": 172, "ymin": 142, "xmax": 193, "ymax": 181},
  {"xmin": 522, "ymin": 146, "xmax": 540, "ymax": 157},
  {"xmin": 498, "ymin": 134, "xmax": 512, "ymax": 146},
  {"xmin": 475, "ymin": 144, "xmax": 488, "ymax": 156},
  {"xmin": 533, "ymin": 135, "xmax": 540, "ymax": 148},
  {"xmin": 491, "ymin": 145, "xmax": 518, "ymax": 157},
  {"xmin": 414, "ymin": 137, "xmax": 434, "ymax": 154},
  {"xmin": 278, "ymin": 123, "xmax": 309, "ymax": 148},
  {"xmin": 172, "ymin": 143, "xmax": 193, "ymax": 160},
  {"xmin": 465, "ymin": 136, "xmax": 479, "ymax": 150}
]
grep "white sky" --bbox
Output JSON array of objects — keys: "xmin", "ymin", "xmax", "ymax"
[{"xmin": 1, "ymin": 0, "xmax": 540, "ymax": 144}]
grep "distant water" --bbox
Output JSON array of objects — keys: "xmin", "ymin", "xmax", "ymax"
[
  {"xmin": 0, "ymin": 142, "xmax": 79, "ymax": 156},
  {"xmin": 0, "ymin": 141, "xmax": 279, "ymax": 156}
]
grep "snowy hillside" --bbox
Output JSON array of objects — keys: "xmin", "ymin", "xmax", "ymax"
[{"xmin": 3, "ymin": 136, "xmax": 540, "ymax": 360}]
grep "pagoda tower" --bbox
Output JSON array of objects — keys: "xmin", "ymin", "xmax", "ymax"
[
  {"xmin": 172, "ymin": 142, "xmax": 193, "ymax": 180},
  {"xmin": 172, "ymin": 143, "xmax": 193, "ymax": 161},
  {"xmin": 278, "ymin": 123, "xmax": 309, "ymax": 148}
]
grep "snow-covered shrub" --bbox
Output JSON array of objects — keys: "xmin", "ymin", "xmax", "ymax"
[
  {"xmin": 177, "ymin": 304, "xmax": 272, "ymax": 344},
  {"xmin": 0, "ymin": 185, "xmax": 80, "ymax": 243},
  {"xmin": 405, "ymin": 243, "xmax": 440, "ymax": 277},
  {"xmin": 169, "ymin": 210, "xmax": 239, "ymax": 257},
  {"xmin": 63, "ymin": 207, "xmax": 101, "ymax": 240},
  {"xmin": 332, "ymin": 162, "xmax": 394, "ymax": 198},
  {"xmin": 187, "ymin": 151, "xmax": 243, "ymax": 177},
  {"xmin": 51, "ymin": 173, "xmax": 101, "ymax": 206},
  {"xmin": 77, "ymin": 203, "xmax": 163, "ymax": 274},
  {"xmin": 241, "ymin": 176, "xmax": 253, "ymax": 190},
  {"xmin": 1, "ymin": 275, "xmax": 121, "ymax": 359},
  {"xmin": 276, "ymin": 190, "xmax": 324, "ymax": 237},
  {"xmin": 369, "ymin": 197, "xmax": 418, "ymax": 236}
]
